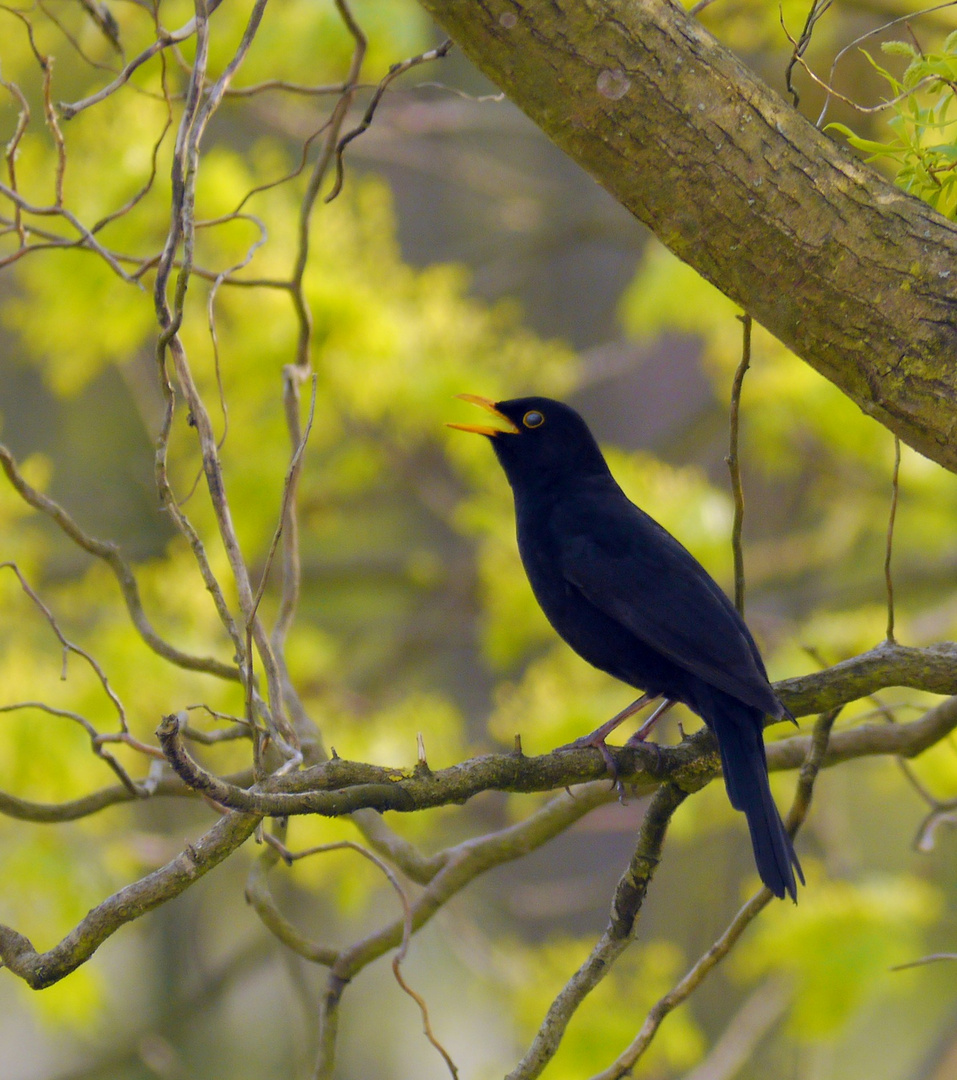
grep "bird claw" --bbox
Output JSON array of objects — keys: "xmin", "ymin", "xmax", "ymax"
[{"xmin": 559, "ymin": 732, "xmax": 623, "ymax": 787}]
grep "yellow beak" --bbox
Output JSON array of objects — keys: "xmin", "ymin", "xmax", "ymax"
[{"xmin": 447, "ymin": 394, "xmax": 520, "ymax": 437}]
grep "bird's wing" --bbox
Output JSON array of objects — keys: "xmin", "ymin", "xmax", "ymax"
[{"xmin": 554, "ymin": 491, "xmax": 781, "ymax": 715}]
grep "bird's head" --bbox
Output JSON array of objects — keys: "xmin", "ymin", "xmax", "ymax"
[{"xmin": 448, "ymin": 395, "xmax": 609, "ymax": 489}]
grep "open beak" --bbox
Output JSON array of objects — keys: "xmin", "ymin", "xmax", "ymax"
[{"xmin": 447, "ymin": 394, "xmax": 520, "ymax": 437}]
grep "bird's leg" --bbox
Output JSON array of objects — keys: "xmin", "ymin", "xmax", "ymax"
[
  {"xmin": 559, "ymin": 693, "xmax": 660, "ymax": 778},
  {"xmin": 624, "ymin": 698, "xmax": 677, "ymax": 746}
]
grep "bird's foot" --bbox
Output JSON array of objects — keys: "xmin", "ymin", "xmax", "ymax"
[
  {"xmin": 560, "ymin": 694, "xmax": 664, "ymax": 793},
  {"xmin": 560, "ymin": 730, "xmax": 620, "ymax": 776},
  {"xmin": 559, "ymin": 730, "xmax": 626, "ymax": 794}
]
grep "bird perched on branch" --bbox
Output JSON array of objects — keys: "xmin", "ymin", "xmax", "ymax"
[{"xmin": 450, "ymin": 394, "xmax": 802, "ymax": 901}]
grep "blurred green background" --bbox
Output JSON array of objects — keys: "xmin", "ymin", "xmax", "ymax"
[{"xmin": 0, "ymin": 1, "xmax": 955, "ymax": 1078}]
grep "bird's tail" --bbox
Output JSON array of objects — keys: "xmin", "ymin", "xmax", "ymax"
[{"xmin": 710, "ymin": 701, "xmax": 804, "ymax": 902}]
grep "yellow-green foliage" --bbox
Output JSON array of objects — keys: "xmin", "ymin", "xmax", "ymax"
[
  {"xmin": 735, "ymin": 874, "xmax": 942, "ymax": 1038},
  {"xmin": 496, "ymin": 936, "xmax": 704, "ymax": 1077},
  {"xmin": 1, "ymin": 2, "xmax": 956, "ymax": 1073},
  {"xmin": 829, "ymin": 32, "xmax": 957, "ymax": 220}
]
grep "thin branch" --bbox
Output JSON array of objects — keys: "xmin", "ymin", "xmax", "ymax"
[
  {"xmin": 251, "ymin": 373, "xmax": 318, "ymax": 628},
  {"xmin": 914, "ymin": 797, "xmax": 957, "ymax": 853},
  {"xmin": 58, "ymin": 0, "xmax": 227, "ymax": 119},
  {"xmin": 271, "ymin": 369, "xmax": 315, "ymax": 651},
  {"xmin": 0, "ymin": 443, "xmax": 239, "ymax": 680},
  {"xmin": 289, "ymin": 0, "xmax": 366, "ymax": 371},
  {"xmin": 0, "ymin": 700, "xmax": 145, "ymax": 798},
  {"xmin": 257, "ymin": 832, "xmax": 460, "ymax": 1080},
  {"xmin": 245, "ymin": 835, "xmax": 339, "ymax": 966},
  {"xmin": 0, "ymin": 180, "xmax": 140, "ymax": 280},
  {"xmin": 0, "ymin": 810, "xmax": 260, "ymax": 988},
  {"xmin": 336, "ymin": 783, "xmax": 614, "ymax": 976},
  {"xmin": 0, "ymin": 769, "xmax": 255, "ymax": 823},
  {"xmin": 815, "ymin": 0, "xmax": 957, "ymax": 127},
  {"xmin": 784, "ymin": 0, "xmax": 833, "ymax": 109},
  {"xmin": 150, "ymin": 0, "xmax": 301, "ymax": 758},
  {"xmin": 0, "ymin": 564, "xmax": 124, "ymax": 721},
  {"xmin": 0, "ymin": 72, "xmax": 30, "ymax": 246},
  {"xmin": 727, "ymin": 313, "xmax": 751, "ymax": 616},
  {"xmin": 504, "ymin": 783, "xmax": 689, "ymax": 1080},
  {"xmin": 783, "ymin": 39, "xmax": 937, "ymax": 118},
  {"xmin": 885, "ymin": 435, "xmax": 901, "ymax": 643},
  {"xmin": 225, "ymin": 78, "xmax": 355, "ymax": 98},
  {"xmin": 325, "ymin": 38, "xmax": 453, "ymax": 202},
  {"xmin": 891, "ymin": 952, "xmax": 957, "ymax": 971}
]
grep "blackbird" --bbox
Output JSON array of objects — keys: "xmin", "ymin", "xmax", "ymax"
[{"xmin": 450, "ymin": 394, "xmax": 803, "ymax": 901}]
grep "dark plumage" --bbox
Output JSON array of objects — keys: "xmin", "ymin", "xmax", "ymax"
[{"xmin": 450, "ymin": 394, "xmax": 802, "ymax": 901}]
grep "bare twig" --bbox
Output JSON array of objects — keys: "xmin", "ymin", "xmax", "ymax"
[
  {"xmin": 0, "ymin": 563, "xmax": 124, "ymax": 725},
  {"xmin": 287, "ymin": 0, "xmax": 366, "ymax": 369},
  {"xmin": 505, "ymin": 783, "xmax": 689, "ymax": 1080},
  {"xmin": 891, "ymin": 952, "xmax": 957, "ymax": 971},
  {"xmin": 727, "ymin": 313, "xmax": 751, "ymax": 616},
  {"xmin": 150, "ymin": 0, "xmax": 300, "ymax": 758},
  {"xmin": 251, "ymin": 373, "xmax": 318, "ymax": 627},
  {"xmin": 264, "ymin": 833, "xmax": 460, "ymax": 1080},
  {"xmin": 816, "ymin": 1, "xmax": 957, "ymax": 127},
  {"xmin": 58, "ymin": 0, "xmax": 227, "ymax": 119},
  {"xmin": 885, "ymin": 435, "xmax": 901, "ymax": 643},
  {"xmin": 0, "ymin": 810, "xmax": 260, "ymax": 988},
  {"xmin": 784, "ymin": 0, "xmax": 833, "ymax": 109},
  {"xmin": 778, "ymin": 21, "xmax": 938, "ymax": 123},
  {"xmin": 325, "ymin": 38, "xmax": 453, "ymax": 202},
  {"xmin": 0, "ymin": 768, "xmax": 255, "ymax": 823},
  {"xmin": 914, "ymin": 797, "xmax": 957, "ymax": 853},
  {"xmin": 0, "ymin": 72, "xmax": 30, "ymax": 246},
  {"xmin": 0, "ymin": 443, "xmax": 238, "ymax": 680},
  {"xmin": 270, "ymin": 368, "xmax": 315, "ymax": 652}
]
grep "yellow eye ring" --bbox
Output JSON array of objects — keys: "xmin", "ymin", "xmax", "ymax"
[{"xmin": 523, "ymin": 410, "xmax": 545, "ymax": 429}]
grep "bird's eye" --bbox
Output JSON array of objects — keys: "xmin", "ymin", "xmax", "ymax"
[{"xmin": 523, "ymin": 410, "xmax": 545, "ymax": 429}]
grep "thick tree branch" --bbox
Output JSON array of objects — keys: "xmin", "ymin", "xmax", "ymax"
[
  {"xmin": 776, "ymin": 640, "xmax": 957, "ymax": 714},
  {"xmin": 415, "ymin": 0, "xmax": 957, "ymax": 471},
  {"xmin": 156, "ymin": 662, "xmax": 957, "ymax": 818},
  {"xmin": 5, "ymin": 647, "xmax": 955, "ymax": 993}
]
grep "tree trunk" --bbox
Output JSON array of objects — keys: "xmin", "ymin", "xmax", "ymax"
[{"xmin": 416, "ymin": 0, "xmax": 957, "ymax": 471}]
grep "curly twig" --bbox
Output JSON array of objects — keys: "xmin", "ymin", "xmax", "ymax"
[
  {"xmin": 58, "ymin": 0, "xmax": 227, "ymax": 119},
  {"xmin": 0, "ymin": 443, "xmax": 238, "ymax": 680},
  {"xmin": 325, "ymin": 38, "xmax": 453, "ymax": 202}
]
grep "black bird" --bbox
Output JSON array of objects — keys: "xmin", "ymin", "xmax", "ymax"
[{"xmin": 450, "ymin": 394, "xmax": 803, "ymax": 901}]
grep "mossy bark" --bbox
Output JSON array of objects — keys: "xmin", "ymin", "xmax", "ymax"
[{"xmin": 416, "ymin": 0, "xmax": 957, "ymax": 470}]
